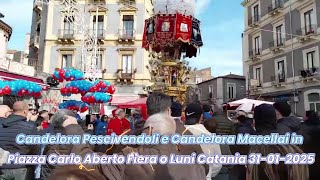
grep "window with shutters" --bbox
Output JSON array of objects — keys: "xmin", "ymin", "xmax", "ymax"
[
  {"xmin": 93, "ymin": 15, "xmax": 104, "ymax": 37},
  {"xmin": 122, "ymin": 15, "xmax": 134, "ymax": 37},
  {"xmin": 122, "ymin": 55, "xmax": 133, "ymax": 73},
  {"xmin": 308, "ymin": 93, "xmax": 320, "ymax": 112},
  {"xmin": 227, "ymin": 83, "xmax": 236, "ymax": 100},
  {"xmin": 61, "ymin": 54, "xmax": 73, "ymax": 68}
]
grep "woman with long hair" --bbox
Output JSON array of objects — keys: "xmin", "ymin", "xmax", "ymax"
[{"xmin": 247, "ymin": 144, "xmax": 309, "ymax": 180}]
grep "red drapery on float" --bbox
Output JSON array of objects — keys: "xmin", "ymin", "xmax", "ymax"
[
  {"xmin": 152, "ymin": 14, "xmax": 176, "ymax": 52},
  {"xmin": 117, "ymin": 97, "xmax": 148, "ymax": 120},
  {"xmin": 142, "ymin": 14, "xmax": 202, "ymax": 58},
  {"xmin": 175, "ymin": 13, "xmax": 192, "ymax": 43}
]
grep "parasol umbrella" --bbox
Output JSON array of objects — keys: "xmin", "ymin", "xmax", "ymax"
[{"xmin": 228, "ymin": 98, "xmax": 274, "ymax": 113}]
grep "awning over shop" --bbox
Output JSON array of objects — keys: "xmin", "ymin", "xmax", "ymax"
[
  {"xmin": 110, "ymin": 95, "xmax": 139, "ymax": 105},
  {"xmin": 0, "ymin": 70, "xmax": 50, "ymax": 91},
  {"xmin": 117, "ymin": 97, "xmax": 148, "ymax": 120}
]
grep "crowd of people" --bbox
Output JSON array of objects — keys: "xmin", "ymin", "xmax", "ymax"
[{"xmin": 0, "ymin": 93, "xmax": 319, "ymax": 180}]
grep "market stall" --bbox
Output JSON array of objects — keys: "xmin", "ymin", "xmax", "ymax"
[{"xmin": 117, "ymin": 97, "xmax": 148, "ymax": 120}]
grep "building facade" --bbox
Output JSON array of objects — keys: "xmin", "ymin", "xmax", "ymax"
[
  {"xmin": 186, "ymin": 67, "xmax": 213, "ymax": 103},
  {"xmin": 0, "ymin": 17, "xmax": 12, "ymax": 61},
  {"xmin": 242, "ymin": 0, "xmax": 320, "ymax": 116},
  {"xmin": 29, "ymin": 0, "xmax": 152, "ymax": 103},
  {"xmin": 192, "ymin": 67, "xmax": 213, "ymax": 84},
  {"xmin": 197, "ymin": 74, "xmax": 246, "ymax": 108}
]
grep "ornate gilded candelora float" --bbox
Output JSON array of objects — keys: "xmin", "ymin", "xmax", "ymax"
[{"xmin": 143, "ymin": 0, "xmax": 203, "ymax": 104}]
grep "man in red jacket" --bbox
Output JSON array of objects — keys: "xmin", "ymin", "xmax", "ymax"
[{"xmin": 106, "ymin": 109, "xmax": 131, "ymax": 135}]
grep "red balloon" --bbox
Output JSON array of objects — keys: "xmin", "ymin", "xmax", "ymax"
[
  {"xmin": 80, "ymin": 106, "xmax": 89, "ymax": 113},
  {"xmin": 71, "ymin": 87, "xmax": 79, "ymax": 94},
  {"xmin": 58, "ymin": 69, "xmax": 65, "ymax": 78},
  {"xmin": 107, "ymin": 85, "xmax": 115, "ymax": 94},
  {"xmin": 89, "ymin": 96, "xmax": 95, "ymax": 103},
  {"xmin": 80, "ymin": 91, "xmax": 86, "ymax": 96},
  {"xmin": 60, "ymin": 88, "xmax": 68, "ymax": 95},
  {"xmin": 109, "ymin": 96, "xmax": 113, "ymax": 103},
  {"xmin": 65, "ymin": 77, "xmax": 71, "ymax": 81},
  {"xmin": 3, "ymin": 86, "xmax": 11, "ymax": 95},
  {"xmin": 21, "ymin": 89, "xmax": 27, "ymax": 95},
  {"xmin": 34, "ymin": 92, "xmax": 41, "ymax": 97},
  {"xmin": 89, "ymin": 87, "xmax": 96, "ymax": 92},
  {"xmin": 95, "ymin": 83, "xmax": 101, "ymax": 88},
  {"xmin": 100, "ymin": 83, "xmax": 107, "ymax": 89}
]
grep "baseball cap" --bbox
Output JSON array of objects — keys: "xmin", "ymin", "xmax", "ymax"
[{"xmin": 185, "ymin": 103, "xmax": 203, "ymax": 120}]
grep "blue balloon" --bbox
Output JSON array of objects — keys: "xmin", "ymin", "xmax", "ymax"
[
  {"xmin": 65, "ymin": 71, "xmax": 71, "ymax": 78},
  {"xmin": 54, "ymin": 71, "xmax": 60, "ymax": 79},
  {"xmin": 11, "ymin": 86, "xmax": 17, "ymax": 93}
]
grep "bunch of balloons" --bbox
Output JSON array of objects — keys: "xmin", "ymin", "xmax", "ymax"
[
  {"xmin": 60, "ymin": 80, "xmax": 115, "ymax": 97},
  {"xmin": 0, "ymin": 80, "xmax": 42, "ymax": 97},
  {"xmin": 81, "ymin": 92, "xmax": 112, "ymax": 104},
  {"xmin": 58, "ymin": 100, "xmax": 89, "ymax": 112},
  {"xmin": 53, "ymin": 68, "xmax": 84, "ymax": 82},
  {"xmin": 93, "ymin": 80, "xmax": 115, "ymax": 94},
  {"xmin": 60, "ymin": 80, "xmax": 92, "ymax": 96}
]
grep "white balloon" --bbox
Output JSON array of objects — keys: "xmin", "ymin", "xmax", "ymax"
[{"xmin": 153, "ymin": 0, "xmax": 196, "ymax": 16}]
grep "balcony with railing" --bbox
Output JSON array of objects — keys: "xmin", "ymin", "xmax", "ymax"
[
  {"xmin": 268, "ymin": 1, "xmax": 284, "ymax": 16},
  {"xmin": 116, "ymin": 68, "xmax": 137, "ymax": 84},
  {"xmin": 271, "ymin": 74, "xmax": 286, "ymax": 87},
  {"xmin": 300, "ymin": 67, "xmax": 320, "ymax": 82},
  {"xmin": 248, "ymin": 15, "xmax": 261, "ymax": 27},
  {"xmin": 249, "ymin": 79, "xmax": 262, "ymax": 92},
  {"xmin": 269, "ymin": 39, "xmax": 285, "ymax": 52},
  {"xmin": 118, "ymin": 29, "xmax": 135, "ymax": 42},
  {"xmin": 249, "ymin": 49, "xmax": 262, "ymax": 61},
  {"xmin": 296, "ymin": 25, "xmax": 317, "ymax": 42},
  {"xmin": 90, "ymin": 29, "xmax": 106, "ymax": 43},
  {"xmin": 57, "ymin": 29, "xmax": 75, "ymax": 43}
]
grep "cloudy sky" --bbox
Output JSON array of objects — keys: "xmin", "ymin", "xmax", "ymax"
[{"xmin": 0, "ymin": 0, "xmax": 244, "ymax": 76}]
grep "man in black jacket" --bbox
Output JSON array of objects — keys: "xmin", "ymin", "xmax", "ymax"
[
  {"xmin": 273, "ymin": 101, "xmax": 301, "ymax": 134},
  {"xmin": 0, "ymin": 101, "xmax": 39, "ymax": 180}
]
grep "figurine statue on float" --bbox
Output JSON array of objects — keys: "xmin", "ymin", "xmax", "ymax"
[{"xmin": 143, "ymin": 0, "xmax": 203, "ymax": 104}]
